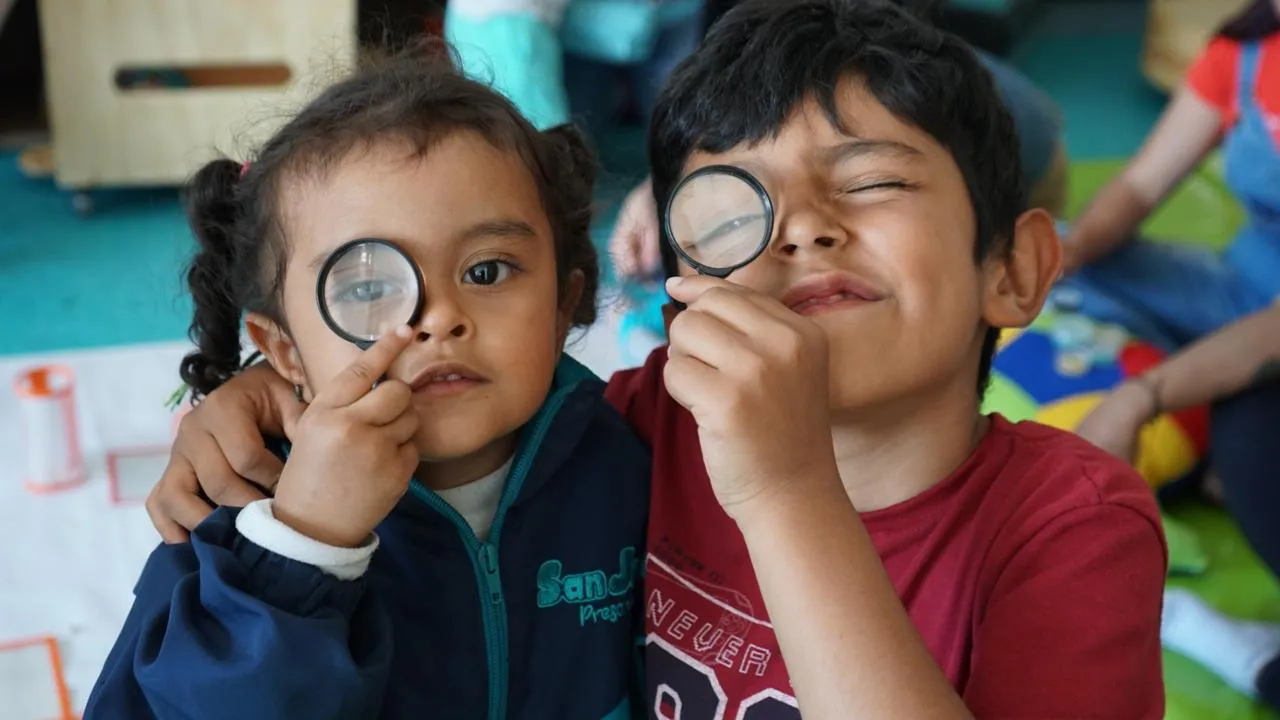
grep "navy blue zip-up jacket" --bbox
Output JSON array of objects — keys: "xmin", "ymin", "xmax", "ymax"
[{"xmin": 84, "ymin": 357, "xmax": 651, "ymax": 719}]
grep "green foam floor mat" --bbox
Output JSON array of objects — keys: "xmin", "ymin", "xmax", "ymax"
[
  {"xmin": 1163, "ymin": 503, "xmax": 1280, "ymax": 719},
  {"xmin": 1066, "ymin": 155, "xmax": 1245, "ymax": 251}
]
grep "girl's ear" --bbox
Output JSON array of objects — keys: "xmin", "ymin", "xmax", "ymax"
[
  {"xmin": 245, "ymin": 312, "xmax": 309, "ymax": 390},
  {"xmin": 556, "ymin": 269, "xmax": 586, "ymax": 344}
]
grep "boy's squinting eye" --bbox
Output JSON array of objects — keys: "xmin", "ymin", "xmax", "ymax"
[
  {"xmin": 840, "ymin": 179, "xmax": 914, "ymax": 195},
  {"xmin": 464, "ymin": 259, "xmax": 519, "ymax": 286}
]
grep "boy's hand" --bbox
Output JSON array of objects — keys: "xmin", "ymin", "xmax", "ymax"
[
  {"xmin": 273, "ymin": 327, "xmax": 421, "ymax": 548},
  {"xmin": 147, "ymin": 362, "xmax": 302, "ymax": 543},
  {"xmin": 663, "ymin": 276, "xmax": 837, "ymax": 520}
]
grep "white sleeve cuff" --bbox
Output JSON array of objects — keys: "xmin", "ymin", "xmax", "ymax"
[{"xmin": 235, "ymin": 499, "xmax": 379, "ymax": 581}]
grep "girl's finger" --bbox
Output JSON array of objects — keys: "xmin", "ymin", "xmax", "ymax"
[{"xmin": 314, "ymin": 326, "xmax": 414, "ymax": 409}]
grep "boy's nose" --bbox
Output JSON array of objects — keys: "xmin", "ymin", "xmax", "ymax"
[
  {"xmin": 778, "ymin": 236, "xmax": 839, "ymax": 255},
  {"xmin": 773, "ymin": 204, "xmax": 847, "ymax": 257}
]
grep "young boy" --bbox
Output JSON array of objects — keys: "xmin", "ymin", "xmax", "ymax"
[{"xmin": 148, "ymin": 0, "xmax": 1166, "ymax": 716}]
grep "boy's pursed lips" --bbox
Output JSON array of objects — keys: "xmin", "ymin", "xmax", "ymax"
[{"xmin": 780, "ymin": 270, "xmax": 886, "ymax": 316}]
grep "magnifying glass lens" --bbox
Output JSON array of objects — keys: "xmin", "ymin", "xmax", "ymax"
[
  {"xmin": 667, "ymin": 170, "xmax": 771, "ymax": 273},
  {"xmin": 319, "ymin": 240, "xmax": 420, "ymax": 344}
]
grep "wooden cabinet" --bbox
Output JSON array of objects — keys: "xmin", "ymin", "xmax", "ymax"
[{"xmin": 37, "ymin": 0, "xmax": 357, "ymax": 191}]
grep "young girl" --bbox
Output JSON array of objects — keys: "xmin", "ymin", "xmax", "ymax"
[{"xmin": 83, "ymin": 54, "xmax": 650, "ymax": 720}]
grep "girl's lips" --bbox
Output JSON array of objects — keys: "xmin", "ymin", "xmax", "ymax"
[
  {"xmin": 412, "ymin": 376, "xmax": 485, "ymax": 397},
  {"xmin": 408, "ymin": 361, "xmax": 487, "ymax": 393}
]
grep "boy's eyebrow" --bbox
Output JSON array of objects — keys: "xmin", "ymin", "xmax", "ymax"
[
  {"xmin": 824, "ymin": 138, "xmax": 924, "ymax": 164},
  {"xmin": 309, "ymin": 219, "xmax": 537, "ymax": 272}
]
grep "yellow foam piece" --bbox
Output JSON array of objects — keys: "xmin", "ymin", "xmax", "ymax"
[
  {"xmin": 1034, "ymin": 392, "xmax": 1197, "ymax": 489},
  {"xmin": 1135, "ymin": 414, "xmax": 1198, "ymax": 488},
  {"xmin": 996, "ymin": 326, "xmax": 1025, "ymax": 351},
  {"xmin": 1035, "ymin": 391, "xmax": 1103, "ymax": 431}
]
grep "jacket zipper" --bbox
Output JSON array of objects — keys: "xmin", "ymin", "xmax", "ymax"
[
  {"xmin": 406, "ymin": 491, "xmax": 508, "ymax": 720},
  {"xmin": 407, "ymin": 380, "xmax": 573, "ymax": 720}
]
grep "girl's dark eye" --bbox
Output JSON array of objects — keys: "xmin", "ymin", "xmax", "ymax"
[{"xmin": 464, "ymin": 260, "xmax": 514, "ymax": 286}]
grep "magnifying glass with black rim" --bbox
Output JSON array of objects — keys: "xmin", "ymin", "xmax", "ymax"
[
  {"xmin": 316, "ymin": 238, "xmax": 425, "ymax": 383},
  {"xmin": 663, "ymin": 164, "xmax": 775, "ymax": 279}
]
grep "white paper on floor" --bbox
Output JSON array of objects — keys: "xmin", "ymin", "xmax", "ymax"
[
  {"xmin": 107, "ymin": 447, "xmax": 172, "ymax": 505},
  {"xmin": 0, "ymin": 637, "xmax": 70, "ymax": 720},
  {"xmin": 0, "ymin": 341, "xmax": 187, "ymax": 713}
]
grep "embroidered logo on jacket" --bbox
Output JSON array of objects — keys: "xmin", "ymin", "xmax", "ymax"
[{"xmin": 537, "ymin": 546, "xmax": 639, "ymax": 626}]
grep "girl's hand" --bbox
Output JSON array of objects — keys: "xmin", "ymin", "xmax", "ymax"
[
  {"xmin": 273, "ymin": 327, "xmax": 420, "ymax": 548},
  {"xmin": 662, "ymin": 276, "xmax": 838, "ymax": 520},
  {"xmin": 1074, "ymin": 380, "xmax": 1158, "ymax": 464}
]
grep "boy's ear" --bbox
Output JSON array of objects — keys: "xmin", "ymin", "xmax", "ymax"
[
  {"xmin": 981, "ymin": 208, "xmax": 1061, "ymax": 329},
  {"xmin": 244, "ymin": 312, "xmax": 309, "ymax": 392},
  {"xmin": 556, "ymin": 269, "xmax": 586, "ymax": 343}
]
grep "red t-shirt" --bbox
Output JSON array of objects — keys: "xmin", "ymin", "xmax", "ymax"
[
  {"xmin": 605, "ymin": 347, "xmax": 1167, "ymax": 719},
  {"xmin": 1185, "ymin": 34, "xmax": 1280, "ymax": 144}
]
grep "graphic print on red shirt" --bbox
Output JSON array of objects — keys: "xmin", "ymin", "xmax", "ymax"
[
  {"xmin": 605, "ymin": 347, "xmax": 1167, "ymax": 720},
  {"xmin": 644, "ymin": 533, "xmax": 799, "ymax": 720}
]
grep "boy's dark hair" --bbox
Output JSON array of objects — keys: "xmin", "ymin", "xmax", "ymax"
[
  {"xmin": 649, "ymin": 0, "xmax": 1024, "ymax": 394},
  {"xmin": 181, "ymin": 51, "xmax": 599, "ymax": 401},
  {"xmin": 1218, "ymin": 0, "xmax": 1280, "ymax": 41},
  {"xmin": 896, "ymin": 0, "xmax": 944, "ymax": 22}
]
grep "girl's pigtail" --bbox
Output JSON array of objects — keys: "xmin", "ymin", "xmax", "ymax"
[{"xmin": 179, "ymin": 158, "xmax": 249, "ymax": 401}]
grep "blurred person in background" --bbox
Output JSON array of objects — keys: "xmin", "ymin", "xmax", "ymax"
[{"xmin": 1068, "ymin": 0, "xmax": 1280, "ymax": 708}]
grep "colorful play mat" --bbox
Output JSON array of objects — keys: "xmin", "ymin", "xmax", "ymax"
[{"xmin": 984, "ymin": 307, "xmax": 1210, "ymax": 491}]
